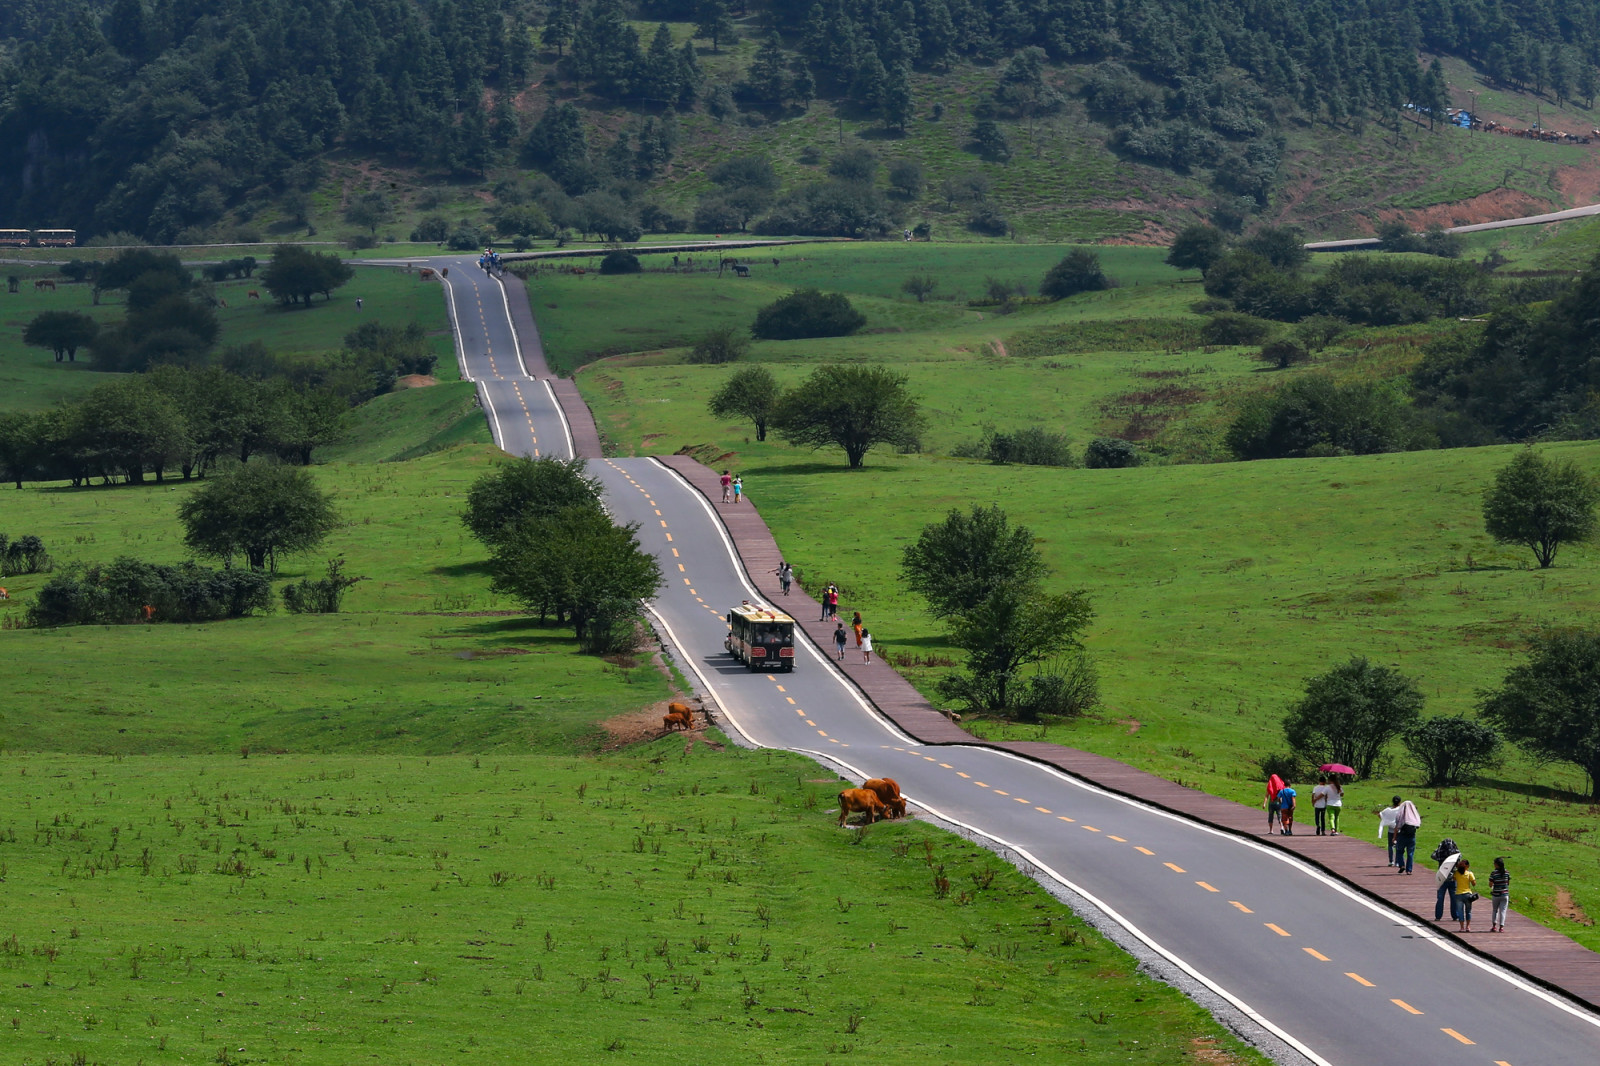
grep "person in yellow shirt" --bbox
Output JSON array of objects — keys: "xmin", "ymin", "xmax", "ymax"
[{"xmin": 1453, "ymin": 858, "xmax": 1477, "ymax": 933}]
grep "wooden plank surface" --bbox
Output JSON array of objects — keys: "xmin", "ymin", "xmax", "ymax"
[
  {"xmin": 652, "ymin": 453, "xmax": 1600, "ymax": 1012},
  {"xmin": 499, "ymin": 274, "xmax": 604, "ymax": 459}
]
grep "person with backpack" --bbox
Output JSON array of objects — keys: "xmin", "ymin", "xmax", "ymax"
[
  {"xmin": 1489, "ymin": 857, "xmax": 1511, "ymax": 932},
  {"xmin": 1311, "ymin": 777, "xmax": 1330, "ymax": 835},
  {"xmin": 1264, "ymin": 774, "xmax": 1285, "ymax": 834},
  {"xmin": 1277, "ymin": 782, "xmax": 1298, "ymax": 835},
  {"xmin": 1390, "ymin": 796, "xmax": 1422, "ymax": 873},
  {"xmin": 1432, "ymin": 836, "xmax": 1461, "ymax": 921},
  {"xmin": 832, "ymin": 622, "xmax": 848, "ymax": 660}
]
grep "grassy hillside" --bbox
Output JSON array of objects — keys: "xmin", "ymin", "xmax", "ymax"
[{"xmin": 568, "ymin": 241, "xmax": 1600, "ymax": 952}]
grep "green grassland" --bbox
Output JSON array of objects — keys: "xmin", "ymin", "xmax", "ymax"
[
  {"xmin": 565, "ymin": 244, "xmax": 1600, "ymax": 952},
  {"xmin": 0, "ymin": 263, "xmax": 457, "ymax": 414},
  {"xmin": 0, "ymin": 748, "xmax": 1264, "ymax": 1066},
  {"xmin": 321, "ymin": 382, "xmax": 490, "ymax": 464},
  {"xmin": 0, "ymin": 446, "xmax": 666, "ymax": 756}
]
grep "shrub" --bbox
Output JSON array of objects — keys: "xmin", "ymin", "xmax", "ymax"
[
  {"xmin": 1402, "ymin": 716, "xmax": 1502, "ymax": 787},
  {"xmin": 447, "ymin": 227, "xmax": 486, "ymax": 251},
  {"xmin": 1084, "ymin": 438, "xmax": 1141, "ymax": 468},
  {"xmin": 1225, "ymin": 375, "xmax": 1434, "ymax": 460},
  {"xmin": 961, "ymin": 426, "xmax": 1075, "ymax": 466},
  {"xmin": 688, "ymin": 327, "xmax": 750, "ymax": 364},
  {"xmin": 0, "ymin": 534, "xmax": 53, "ymax": 576},
  {"xmin": 281, "ymin": 557, "xmax": 365, "ymax": 614},
  {"xmin": 1040, "ymin": 250, "xmax": 1111, "ymax": 300},
  {"xmin": 752, "ymin": 289, "xmax": 866, "ymax": 341},
  {"xmin": 1257, "ymin": 751, "xmax": 1305, "ymax": 783},
  {"xmin": 410, "ymin": 216, "xmax": 450, "ymax": 243},
  {"xmin": 28, "ymin": 558, "xmax": 272, "ymax": 627},
  {"xmin": 599, "ymin": 251, "xmax": 641, "ymax": 275},
  {"xmin": 967, "ymin": 203, "xmax": 1010, "ymax": 236},
  {"xmin": 1201, "ymin": 312, "xmax": 1275, "ymax": 346},
  {"xmin": 1256, "ymin": 338, "xmax": 1309, "ymax": 370}
]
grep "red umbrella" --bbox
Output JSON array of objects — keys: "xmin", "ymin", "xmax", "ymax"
[{"xmin": 1320, "ymin": 763, "xmax": 1356, "ymax": 775}]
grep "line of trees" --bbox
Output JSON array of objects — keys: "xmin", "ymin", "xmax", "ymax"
[{"xmin": 463, "ymin": 457, "xmax": 661, "ymax": 653}]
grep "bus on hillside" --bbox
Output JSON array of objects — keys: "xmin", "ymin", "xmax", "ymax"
[
  {"xmin": 0, "ymin": 229, "xmax": 77, "ymax": 247},
  {"xmin": 725, "ymin": 602, "xmax": 797, "ymax": 672},
  {"xmin": 0, "ymin": 230, "xmax": 30, "ymax": 247}
]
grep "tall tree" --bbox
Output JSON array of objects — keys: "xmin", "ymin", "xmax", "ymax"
[
  {"xmin": 774, "ymin": 364, "xmax": 925, "ymax": 468},
  {"xmin": 1283, "ymin": 657, "xmax": 1425, "ymax": 779},
  {"xmin": 1482, "ymin": 449, "xmax": 1600, "ymax": 569},
  {"xmin": 178, "ymin": 462, "xmax": 340, "ymax": 573},
  {"xmin": 23, "ymin": 311, "xmax": 98, "ymax": 363},
  {"xmin": 695, "ymin": 0, "xmax": 736, "ymax": 53},
  {"xmin": 901, "ymin": 505, "xmax": 1047, "ymax": 619},
  {"xmin": 707, "ymin": 364, "xmax": 778, "ymax": 440},
  {"xmin": 1481, "ymin": 628, "xmax": 1600, "ymax": 798}
]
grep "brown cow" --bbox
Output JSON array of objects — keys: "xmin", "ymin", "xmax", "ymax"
[
  {"xmin": 440, "ymin": 267, "xmax": 448, "ymax": 277},
  {"xmin": 216, "ymin": 298, "xmax": 226, "ymax": 308},
  {"xmin": 662, "ymin": 710, "xmax": 692, "ymax": 732},
  {"xmin": 419, "ymin": 268, "xmax": 436, "ymax": 280},
  {"xmin": 247, "ymin": 290, "xmax": 260, "ymax": 299},
  {"xmin": 666, "ymin": 702, "xmax": 694, "ymax": 728},
  {"xmin": 837, "ymin": 788, "xmax": 885, "ymax": 827},
  {"xmin": 862, "ymin": 778, "xmax": 906, "ymax": 819},
  {"xmin": 34, "ymin": 278, "xmax": 56, "ymax": 291}
]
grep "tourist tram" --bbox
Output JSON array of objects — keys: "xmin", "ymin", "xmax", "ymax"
[
  {"xmin": 0, "ymin": 229, "xmax": 78, "ymax": 247},
  {"xmin": 725, "ymin": 601, "xmax": 797, "ymax": 672}
]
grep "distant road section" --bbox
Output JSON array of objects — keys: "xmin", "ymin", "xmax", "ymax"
[{"xmin": 1306, "ymin": 201, "xmax": 1600, "ymax": 250}]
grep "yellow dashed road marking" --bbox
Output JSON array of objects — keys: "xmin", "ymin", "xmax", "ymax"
[
  {"xmin": 1196, "ymin": 881, "xmax": 1219, "ymax": 892},
  {"xmin": 1229, "ymin": 901, "xmax": 1253, "ymax": 913},
  {"xmin": 939, "ymin": 763, "xmax": 952, "ymax": 768},
  {"xmin": 1083, "ymin": 825, "xmax": 1101, "ymax": 833},
  {"xmin": 1060, "ymin": 816, "xmax": 1077, "ymax": 823},
  {"xmin": 1346, "ymin": 973, "xmax": 1374, "ymax": 987},
  {"xmin": 1440, "ymin": 1029, "xmax": 1474, "ymax": 1045},
  {"xmin": 1107, "ymin": 835, "xmax": 1126, "ymax": 842},
  {"xmin": 975, "ymin": 782, "xmax": 989, "ymax": 788},
  {"xmin": 1391, "ymin": 999, "xmax": 1423, "ymax": 1015},
  {"xmin": 1133, "ymin": 846, "xmax": 1153, "ymax": 854},
  {"xmin": 956, "ymin": 772, "xmax": 970, "ymax": 779},
  {"xmin": 1264, "ymin": 923, "xmax": 1290, "ymax": 937},
  {"xmin": 993, "ymin": 790, "xmax": 1009, "ymax": 796},
  {"xmin": 1163, "ymin": 861, "xmax": 1184, "ymax": 872},
  {"xmin": 1303, "ymin": 948, "xmax": 1329, "ymax": 961},
  {"xmin": 1035, "ymin": 807, "xmax": 1051, "ymax": 814}
]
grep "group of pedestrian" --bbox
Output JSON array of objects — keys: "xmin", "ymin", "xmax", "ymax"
[
  {"xmin": 1373, "ymin": 794, "xmax": 1511, "ymax": 933},
  {"xmin": 1265, "ymin": 774, "xmax": 1300, "ymax": 834},
  {"xmin": 1267, "ymin": 774, "xmax": 1351, "ymax": 837},
  {"xmin": 718, "ymin": 469, "xmax": 743, "ymax": 504},
  {"xmin": 831, "ymin": 610, "xmax": 871, "ymax": 664}
]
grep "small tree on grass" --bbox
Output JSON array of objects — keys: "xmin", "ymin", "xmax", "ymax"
[
  {"xmin": 752, "ymin": 289, "xmax": 866, "ymax": 340},
  {"xmin": 1402, "ymin": 716, "xmax": 1502, "ymax": 787},
  {"xmin": 900, "ymin": 505, "xmax": 1046, "ymax": 619},
  {"xmin": 689, "ymin": 327, "xmax": 750, "ymax": 364},
  {"xmin": 708, "ymin": 365, "xmax": 779, "ymax": 441},
  {"xmin": 1482, "ymin": 449, "xmax": 1600, "ymax": 569},
  {"xmin": 901, "ymin": 274, "xmax": 938, "ymax": 302},
  {"xmin": 178, "ymin": 462, "xmax": 340, "ymax": 573},
  {"xmin": 937, "ymin": 588, "xmax": 1097, "ymax": 719},
  {"xmin": 24, "ymin": 311, "xmax": 99, "ymax": 363},
  {"xmin": 1165, "ymin": 224, "xmax": 1227, "ymax": 275},
  {"xmin": 1480, "ymin": 627, "xmax": 1600, "ymax": 799},
  {"xmin": 1256, "ymin": 338, "xmax": 1309, "ymax": 370},
  {"xmin": 1294, "ymin": 315, "xmax": 1349, "ymax": 352},
  {"xmin": 1039, "ymin": 250, "xmax": 1110, "ymax": 300},
  {"xmin": 462, "ymin": 456, "xmax": 602, "ymax": 551},
  {"xmin": 1282, "ymin": 657, "xmax": 1424, "ymax": 779},
  {"xmin": 259, "ymin": 244, "xmax": 355, "ymax": 307},
  {"xmin": 281, "ymin": 556, "xmax": 365, "ymax": 614},
  {"xmin": 1201, "ymin": 311, "xmax": 1274, "ymax": 346},
  {"xmin": 774, "ymin": 364, "xmax": 925, "ymax": 468},
  {"xmin": 599, "ymin": 251, "xmax": 641, "ymax": 275}
]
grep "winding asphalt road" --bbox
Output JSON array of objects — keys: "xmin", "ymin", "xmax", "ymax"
[{"xmin": 430, "ymin": 258, "xmax": 1600, "ymax": 1065}]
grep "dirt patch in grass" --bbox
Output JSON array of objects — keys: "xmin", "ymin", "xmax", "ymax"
[
  {"xmin": 1119, "ymin": 718, "xmax": 1142, "ymax": 734},
  {"xmin": 396, "ymin": 374, "xmax": 439, "ymax": 388},
  {"xmin": 1555, "ymin": 887, "xmax": 1593, "ymax": 926},
  {"xmin": 600, "ymin": 697, "xmax": 722, "ymax": 752},
  {"xmin": 1376, "ymin": 187, "xmax": 1554, "ymax": 231}
]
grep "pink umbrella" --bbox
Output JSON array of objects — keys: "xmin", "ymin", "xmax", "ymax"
[{"xmin": 1320, "ymin": 763, "xmax": 1356, "ymax": 775}]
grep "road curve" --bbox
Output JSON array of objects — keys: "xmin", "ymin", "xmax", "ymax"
[
  {"xmin": 445, "ymin": 268, "xmax": 1600, "ymax": 1066},
  {"xmin": 1305, "ymin": 201, "xmax": 1600, "ymax": 250}
]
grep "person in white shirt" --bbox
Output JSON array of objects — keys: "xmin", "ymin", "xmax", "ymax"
[
  {"xmin": 1325, "ymin": 778, "xmax": 1343, "ymax": 835},
  {"xmin": 1311, "ymin": 777, "xmax": 1331, "ymax": 835}
]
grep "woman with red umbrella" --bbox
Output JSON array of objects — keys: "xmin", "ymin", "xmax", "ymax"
[{"xmin": 1319, "ymin": 763, "xmax": 1354, "ymax": 835}]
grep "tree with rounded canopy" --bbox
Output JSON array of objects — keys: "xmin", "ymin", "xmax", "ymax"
[
  {"xmin": 259, "ymin": 244, "xmax": 356, "ymax": 307},
  {"xmin": 752, "ymin": 289, "xmax": 866, "ymax": 340},
  {"xmin": 690, "ymin": 326, "xmax": 751, "ymax": 365},
  {"xmin": 1482, "ymin": 449, "xmax": 1600, "ymax": 568},
  {"xmin": 901, "ymin": 274, "xmax": 938, "ymax": 302},
  {"xmin": 1282, "ymin": 657, "xmax": 1424, "ymax": 779},
  {"xmin": 23, "ymin": 311, "xmax": 98, "ymax": 362},
  {"xmin": 1165, "ymin": 224, "xmax": 1228, "ymax": 275},
  {"xmin": 178, "ymin": 462, "xmax": 340, "ymax": 573},
  {"xmin": 1480, "ymin": 628, "xmax": 1600, "ymax": 798},
  {"xmin": 708, "ymin": 365, "xmax": 778, "ymax": 440},
  {"xmin": 900, "ymin": 505, "xmax": 1047, "ymax": 619},
  {"xmin": 462, "ymin": 456, "xmax": 603, "ymax": 550},
  {"xmin": 1039, "ymin": 250, "xmax": 1110, "ymax": 300},
  {"xmin": 1402, "ymin": 716, "xmax": 1502, "ymax": 787},
  {"xmin": 774, "ymin": 364, "xmax": 924, "ymax": 468}
]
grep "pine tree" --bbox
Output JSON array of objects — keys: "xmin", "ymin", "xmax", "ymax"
[
  {"xmin": 491, "ymin": 89, "xmax": 519, "ymax": 151},
  {"xmin": 542, "ymin": 0, "xmax": 576, "ymax": 58},
  {"xmin": 643, "ymin": 24, "xmax": 682, "ymax": 106},
  {"xmin": 851, "ymin": 48, "xmax": 888, "ymax": 112},
  {"xmin": 789, "ymin": 57, "xmax": 816, "ymax": 111},
  {"xmin": 696, "ymin": 0, "xmax": 736, "ymax": 54},
  {"xmin": 882, "ymin": 63, "xmax": 914, "ymax": 132},
  {"xmin": 677, "ymin": 39, "xmax": 704, "ymax": 110},
  {"xmin": 748, "ymin": 33, "xmax": 788, "ymax": 106}
]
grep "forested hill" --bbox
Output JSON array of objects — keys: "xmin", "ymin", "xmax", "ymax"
[{"xmin": 2, "ymin": 0, "xmax": 1599, "ymax": 244}]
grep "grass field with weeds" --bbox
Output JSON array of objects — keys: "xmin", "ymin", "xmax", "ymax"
[{"xmin": 0, "ymin": 747, "xmax": 1264, "ymax": 1065}]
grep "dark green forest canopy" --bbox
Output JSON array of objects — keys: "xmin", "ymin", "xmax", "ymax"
[{"xmin": 2, "ymin": 0, "xmax": 1598, "ymax": 241}]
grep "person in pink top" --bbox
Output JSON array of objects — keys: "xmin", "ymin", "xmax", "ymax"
[{"xmin": 719, "ymin": 470, "xmax": 732, "ymax": 503}]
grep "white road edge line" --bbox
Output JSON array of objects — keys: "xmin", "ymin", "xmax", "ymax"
[
  {"xmin": 789, "ymin": 746, "xmax": 1335, "ymax": 1066},
  {"xmin": 476, "ymin": 381, "xmax": 508, "ymax": 452},
  {"xmin": 438, "ymin": 265, "xmax": 471, "ymax": 382},
  {"xmin": 543, "ymin": 379, "xmax": 576, "ymax": 460},
  {"xmin": 489, "ymin": 270, "xmax": 526, "ymax": 374},
  {"xmin": 629, "ymin": 456, "xmax": 1600, "ymax": 1038}
]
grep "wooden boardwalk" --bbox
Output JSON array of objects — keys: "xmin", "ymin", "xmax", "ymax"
[
  {"xmin": 649, "ymin": 453, "xmax": 1600, "ymax": 1014},
  {"xmin": 500, "ymin": 274, "xmax": 604, "ymax": 459}
]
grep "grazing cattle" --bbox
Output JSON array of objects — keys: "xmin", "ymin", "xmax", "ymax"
[
  {"xmin": 440, "ymin": 267, "xmax": 448, "ymax": 277},
  {"xmin": 216, "ymin": 298, "xmax": 226, "ymax": 308},
  {"xmin": 418, "ymin": 268, "xmax": 436, "ymax": 280},
  {"xmin": 732, "ymin": 264, "xmax": 750, "ymax": 277},
  {"xmin": 862, "ymin": 778, "xmax": 906, "ymax": 819},
  {"xmin": 663, "ymin": 710, "xmax": 692, "ymax": 732},
  {"xmin": 666, "ymin": 702, "xmax": 695, "ymax": 728},
  {"xmin": 247, "ymin": 290, "xmax": 260, "ymax": 299},
  {"xmin": 837, "ymin": 788, "xmax": 886, "ymax": 827},
  {"xmin": 34, "ymin": 278, "xmax": 56, "ymax": 291}
]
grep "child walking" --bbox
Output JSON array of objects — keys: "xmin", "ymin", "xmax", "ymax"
[
  {"xmin": 860, "ymin": 629, "xmax": 873, "ymax": 664},
  {"xmin": 1454, "ymin": 858, "xmax": 1477, "ymax": 932},
  {"xmin": 1489, "ymin": 858, "xmax": 1511, "ymax": 932}
]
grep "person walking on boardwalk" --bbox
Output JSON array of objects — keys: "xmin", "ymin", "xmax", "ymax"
[
  {"xmin": 851, "ymin": 611, "xmax": 864, "ymax": 649},
  {"xmin": 1433, "ymin": 837, "xmax": 1462, "ymax": 921},
  {"xmin": 1277, "ymin": 781, "xmax": 1298, "ymax": 835},
  {"xmin": 1326, "ymin": 777, "xmax": 1343, "ymax": 835},
  {"xmin": 860, "ymin": 628, "xmax": 873, "ymax": 664},
  {"xmin": 732, "ymin": 475, "xmax": 743, "ymax": 504},
  {"xmin": 1264, "ymin": 774, "xmax": 1285, "ymax": 834},
  {"xmin": 772, "ymin": 561, "xmax": 793, "ymax": 596},
  {"xmin": 824, "ymin": 584, "xmax": 839, "ymax": 620},
  {"xmin": 1453, "ymin": 858, "xmax": 1477, "ymax": 932},
  {"xmin": 1489, "ymin": 858, "xmax": 1511, "ymax": 932},
  {"xmin": 833, "ymin": 622, "xmax": 848, "ymax": 660},
  {"xmin": 720, "ymin": 469, "xmax": 732, "ymax": 503},
  {"xmin": 1393, "ymin": 796, "xmax": 1421, "ymax": 874},
  {"xmin": 1312, "ymin": 777, "xmax": 1330, "ymax": 835}
]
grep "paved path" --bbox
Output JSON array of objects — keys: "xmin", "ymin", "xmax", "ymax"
[
  {"xmin": 1306, "ymin": 201, "xmax": 1600, "ymax": 250},
  {"xmin": 442, "ymin": 262, "xmax": 1600, "ymax": 1066}
]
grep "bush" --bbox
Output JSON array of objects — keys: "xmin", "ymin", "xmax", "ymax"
[
  {"xmin": 447, "ymin": 227, "xmax": 486, "ymax": 251},
  {"xmin": 0, "ymin": 534, "xmax": 53, "ymax": 576},
  {"xmin": 28, "ymin": 558, "xmax": 272, "ymax": 627},
  {"xmin": 1201, "ymin": 312, "xmax": 1275, "ymax": 346},
  {"xmin": 1084, "ymin": 437, "xmax": 1141, "ymax": 468},
  {"xmin": 1225, "ymin": 375, "xmax": 1434, "ymax": 460},
  {"xmin": 281, "ymin": 557, "xmax": 365, "ymax": 614},
  {"xmin": 689, "ymin": 327, "xmax": 751, "ymax": 364},
  {"xmin": 967, "ymin": 203, "xmax": 1010, "ymax": 236},
  {"xmin": 957, "ymin": 426, "xmax": 1075, "ymax": 466},
  {"xmin": 1402, "ymin": 716, "xmax": 1502, "ymax": 787},
  {"xmin": 1257, "ymin": 751, "xmax": 1305, "ymax": 784},
  {"xmin": 752, "ymin": 289, "xmax": 866, "ymax": 341},
  {"xmin": 1040, "ymin": 250, "xmax": 1111, "ymax": 300},
  {"xmin": 410, "ymin": 216, "xmax": 449, "ymax": 243},
  {"xmin": 1256, "ymin": 338, "xmax": 1309, "ymax": 370},
  {"xmin": 599, "ymin": 251, "xmax": 641, "ymax": 275}
]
